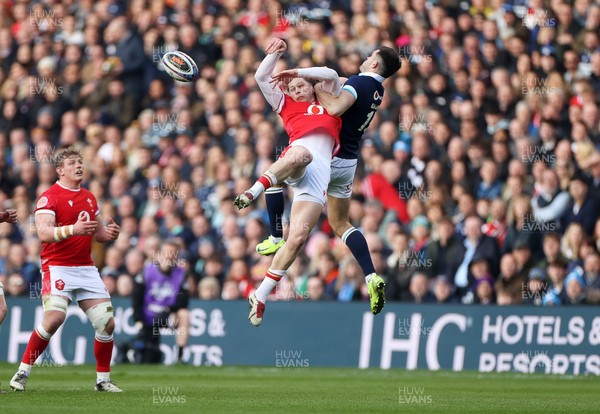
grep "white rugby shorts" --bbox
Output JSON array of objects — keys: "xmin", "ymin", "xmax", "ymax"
[
  {"xmin": 284, "ymin": 134, "xmax": 335, "ymax": 205},
  {"xmin": 42, "ymin": 265, "xmax": 110, "ymax": 302},
  {"xmin": 327, "ymin": 157, "xmax": 357, "ymax": 199}
]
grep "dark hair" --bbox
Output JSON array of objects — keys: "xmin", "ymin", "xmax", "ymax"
[{"xmin": 376, "ymin": 46, "xmax": 401, "ymax": 78}]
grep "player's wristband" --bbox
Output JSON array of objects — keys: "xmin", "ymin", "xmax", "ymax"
[
  {"xmin": 0, "ymin": 281, "xmax": 4, "ymax": 296},
  {"xmin": 53, "ymin": 225, "xmax": 74, "ymax": 241}
]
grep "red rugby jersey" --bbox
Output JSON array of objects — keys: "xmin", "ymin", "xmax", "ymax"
[
  {"xmin": 35, "ymin": 181, "xmax": 100, "ymax": 272},
  {"xmin": 278, "ymin": 95, "xmax": 341, "ymax": 150}
]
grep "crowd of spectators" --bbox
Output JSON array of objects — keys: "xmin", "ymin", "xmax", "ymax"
[{"xmin": 0, "ymin": 0, "xmax": 599, "ymax": 307}]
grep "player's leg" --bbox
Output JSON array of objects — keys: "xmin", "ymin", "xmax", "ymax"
[
  {"xmin": 327, "ymin": 158, "xmax": 385, "ymax": 314},
  {"xmin": 250, "ymin": 199, "xmax": 323, "ymax": 326},
  {"xmin": 327, "ymin": 195, "xmax": 376, "ymax": 276},
  {"xmin": 79, "ymin": 297, "xmax": 122, "ymax": 391},
  {"xmin": 327, "ymin": 195, "xmax": 385, "ymax": 314},
  {"xmin": 271, "ymin": 201, "xmax": 322, "ymax": 269},
  {"xmin": 173, "ymin": 308, "xmax": 190, "ymax": 363},
  {"xmin": 76, "ymin": 265, "xmax": 122, "ymax": 391},
  {"xmin": 327, "ymin": 160, "xmax": 378, "ymax": 277},
  {"xmin": 10, "ymin": 295, "xmax": 69, "ymax": 391},
  {"xmin": 250, "ymin": 143, "xmax": 333, "ymax": 325},
  {"xmin": 256, "ymin": 186, "xmax": 286, "ymax": 255},
  {"xmin": 234, "ymin": 145, "xmax": 313, "ymax": 209},
  {"xmin": 11, "ymin": 267, "xmax": 74, "ymax": 391}
]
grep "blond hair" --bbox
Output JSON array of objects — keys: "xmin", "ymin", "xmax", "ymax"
[{"xmin": 54, "ymin": 146, "xmax": 82, "ymax": 168}]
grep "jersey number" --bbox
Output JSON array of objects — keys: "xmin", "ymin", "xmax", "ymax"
[
  {"xmin": 358, "ymin": 110, "xmax": 375, "ymax": 132},
  {"xmin": 358, "ymin": 103, "xmax": 379, "ymax": 132},
  {"xmin": 78, "ymin": 211, "xmax": 91, "ymax": 222}
]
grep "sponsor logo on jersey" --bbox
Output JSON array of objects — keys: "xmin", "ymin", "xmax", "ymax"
[
  {"xmin": 68, "ymin": 200, "xmax": 73, "ymax": 207},
  {"xmin": 87, "ymin": 198, "xmax": 94, "ymax": 207},
  {"xmin": 305, "ymin": 104, "xmax": 325, "ymax": 115},
  {"xmin": 374, "ymin": 91, "xmax": 382, "ymax": 101}
]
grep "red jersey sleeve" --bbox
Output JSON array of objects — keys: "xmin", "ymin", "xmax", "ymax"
[
  {"xmin": 35, "ymin": 192, "xmax": 58, "ymax": 218},
  {"xmin": 90, "ymin": 193, "xmax": 101, "ymax": 217}
]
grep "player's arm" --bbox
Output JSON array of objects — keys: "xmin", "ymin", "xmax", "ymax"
[
  {"xmin": 273, "ymin": 67, "xmax": 343, "ymax": 96},
  {"xmin": 299, "ymin": 67, "xmax": 340, "ymax": 95},
  {"xmin": 255, "ymin": 38, "xmax": 287, "ymax": 112},
  {"xmin": 35, "ymin": 212, "xmax": 98, "ymax": 243},
  {"xmin": 94, "ymin": 215, "xmax": 120, "ymax": 243},
  {"xmin": 314, "ymin": 86, "xmax": 356, "ymax": 117}
]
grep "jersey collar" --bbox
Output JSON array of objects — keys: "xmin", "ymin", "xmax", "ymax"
[
  {"xmin": 57, "ymin": 180, "xmax": 81, "ymax": 192},
  {"xmin": 359, "ymin": 72, "xmax": 385, "ymax": 83}
]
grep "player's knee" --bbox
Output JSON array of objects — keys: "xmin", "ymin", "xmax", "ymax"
[
  {"xmin": 42, "ymin": 295, "xmax": 68, "ymax": 331},
  {"xmin": 48, "ymin": 312, "xmax": 66, "ymax": 326},
  {"xmin": 85, "ymin": 301, "xmax": 115, "ymax": 337},
  {"xmin": 289, "ymin": 147, "xmax": 312, "ymax": 168},
  {"xmin": 287, "ymin": 230, "xmax": 309, "ymax": 252},
  {"xmin": 104, "ymin": 317, "xmax": 115, "ymax": 335},
  {"xmin": 43, "ymin": 294, "xmax": 68, "ymax": 313},
  {"xmin": 44, "ymin": 312, "xmax": 67, "ymax": 333},
  {"xmin": 299, "ymin": 148, "xmax": 313, "ymax": 167}
]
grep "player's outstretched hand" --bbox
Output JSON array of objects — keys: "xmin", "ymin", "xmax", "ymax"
[
  {"xmin": 73, "ymin": 216, "xmax": 98, "ymax": 236},
  {"xmin": 104, "ymin": 217, "xmax": 121, "ymax": 241},
  {"xmin": 264, "ymin": 37, "xmax": 287, "ymax": 54},
  {"xmin": 0, "ymin": 209, "xmax": 17, "ymax": 224},
  {"xmin": 270, "ymin": 69, "xmax": 298, "ymax": 85}
]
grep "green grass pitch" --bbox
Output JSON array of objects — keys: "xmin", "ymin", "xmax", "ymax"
[{"xmin": 0, "ymin": 362, "xmax": 598, "ymax": 413}]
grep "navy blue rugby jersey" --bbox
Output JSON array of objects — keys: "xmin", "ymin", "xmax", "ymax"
[{"xmin": 335, "ymin": 72, "xmax": 385, "ymax": 159}]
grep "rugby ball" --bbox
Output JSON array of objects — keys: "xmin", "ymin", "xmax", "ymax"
[{"xmin": 161, "ymin": 51, "xmax": 198, "ymax": 83}]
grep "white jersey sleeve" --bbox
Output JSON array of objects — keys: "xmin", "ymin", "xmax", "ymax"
[
  {"xmin": 255, "ymin": 52, "xmax": 285, "ymax": 112},
  {"xmin": 297, "ymin": 67, "xmax": 342, "ymax": 97}
]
